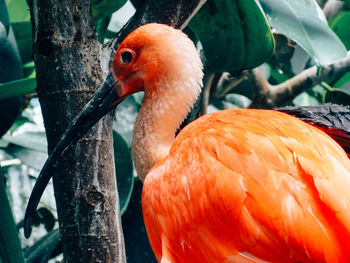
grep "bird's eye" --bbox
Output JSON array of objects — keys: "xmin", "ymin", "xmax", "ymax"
[{"xmin": 120, "ymin": 51, "xmax": 133, "ymax": 64}]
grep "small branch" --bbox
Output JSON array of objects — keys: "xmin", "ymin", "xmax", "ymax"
[
  {"xmin": 323, "ymin": 0, "xmax": 345, "ymax": 20},
  {"xmin": 250, "ymin": 51, "xmax": 350, "ymax": 109},
  {"xmin": 213, "ymin": 73, "xmax": 248, "ymax": 100},
  {"xmin": 201, "ymin": 72, "xmax": 215, "ymax": 115}
]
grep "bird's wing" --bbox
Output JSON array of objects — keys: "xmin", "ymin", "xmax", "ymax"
[
  {"xmin": 277, "ymin": 104, "xmax": 350, "ymax": 157},
  {"xmin": 143, "ymin": 109, "xmax": 350, "ymax": 263}
]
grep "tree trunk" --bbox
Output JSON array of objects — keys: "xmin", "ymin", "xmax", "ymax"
[
  {"xmin": 29, "ymin": 1, "xmax": 123, "ymax": 262},
  {"xmin": 28, "ymin": 0, "xmax": 206, "ymax": 262}
]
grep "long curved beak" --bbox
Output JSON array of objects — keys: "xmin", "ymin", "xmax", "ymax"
[{"xmin": 24, "ymin": 73, "xmax": 127, "ymax": 238}]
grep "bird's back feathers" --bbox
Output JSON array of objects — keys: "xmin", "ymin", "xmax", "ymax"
[{"xmin": 143, "ymin": 109, "xmax": 350, "ymax": 263}]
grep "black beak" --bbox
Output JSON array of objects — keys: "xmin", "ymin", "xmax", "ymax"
[{"xmin": 24, "ymin": 73, "xmax": 126, "ymax": 238}]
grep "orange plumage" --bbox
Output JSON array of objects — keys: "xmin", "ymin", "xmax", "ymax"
[
  {"xmin": 142, "ymin": 109, "xmax": 350, "ymax": 262},
  {"xmin": 111, "ymin": 24, "xmax": 350, "ymax": 262}
]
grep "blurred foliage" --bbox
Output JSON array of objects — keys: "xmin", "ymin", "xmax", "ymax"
[
  {"xmin": 188, "ymin": 0, "xmax": 275, "ymax": 72},
  {"xmin": 1, "ymin": 0, "xmax": 350, "ymax": 262},
  {"xmin": 259, "ymin": 0, "xmax": 347, "ymax": 65},
  {"xmin": 0, "ymin": 167, "xmax": 25, "ymax": 263},
  {"xmin": 330, "ymin": 10, "xmax": 350, "ymax": 50}
]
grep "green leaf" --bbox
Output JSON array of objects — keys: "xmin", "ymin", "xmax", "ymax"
[
  {"xmin": 0, "ymin": 77, "xmax": 36, "ymax": 99},
  {"xmin": 292, "ymin": 85, "xmax": 325, "ymax": 106},
  {"xmin": 103, "ymin": 29, "xmax": 116, "ymax": 40},
  {"xmin": 329, "ymin": 11, "xmax": 350, "ymax": 50},
  {"xmin": 213, "ymin": 94, "xmax": 251, "ymax": 109},
  {"xmin": 24, "ymin": 229, "xmax": 60, "ymax": 263},
  {"xmin": 97, "ymin": 1, "xmax": 135, "ymax": 40},
  {"xmin": 2, "ymin": 131, "xmax": 47, "ymax": 153},
  {"xmin": 0, "ymin": 169, "xmax": 25, "ymax": 263},
  {"xmin": 5, "ymin": 145, "xmax": 47, "ymax": 170},
  {"xmin": 113, "ymin": 131, "xmax": 134, "ymax": 215},
  {"xmin": 95, "ymin": 15, "xmax": 111, "ymax": 43},
  {"xmin": 333, "ymin": 71, "xmax": 350, "ymax": 90},
  {"xmin": 269, "ymin": 67, "xmax": 291, "ymax": 84},
  {"xmin": 323, "ymin": 88, "xmax": 350, "ymax": 105},
  {"xmin": 22, "ymin": 61, "xmax": 35, "ymax": 78},
  {"xmin": 122, "ymin": 179, "xmax": 157, "ymax": 263},
  {"xmin": 259, "ymin": 0, "xmax": 347, "ymax": 65},
  {"xmin": 189, "ymin": 0, "xmax": 274, "ymax": 72},
  {"xmin": 5, "ymin": 0, "xmax": 30, "ymax": 22},
  {"xmin": 92, "ymin": 0, "xmax": 127, "ymax": 22},
  {"xmin": 91, "ymin": 0, "xmax": 127, "ymax": 41},
  {"xmin": 0, "ymin": 0, "xmax": 9, "ymax": 35},
  {"xmin": 114, "ymin": 96, "xmax": 139, "ymax": 146},
  {"xmin": 11, "ymin": 21, "xmax": 32, "ymax": 63},
  {"xmin": 32, "ymin": 207, "xmax": 55, "ymax": 232},
  {"xmin": 224, "ymin": 94, "xmax": 252, "ymax": 108},
  {"xmin": 8, "ymin": 114, "xmax": 35, "ymax": 133},
  {"xmin": 0, "ymin": 25, "xmax": 22, "ymax": 83},
  {"xmin": 130, "ymin": 0, "xmax": 143, "ymax": 9}
]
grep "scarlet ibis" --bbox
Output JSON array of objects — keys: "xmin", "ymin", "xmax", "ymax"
[
  {"xmin": 24, "ymin": 23, "xmax": 350, "ymax": 262},
  {"xmin": 278, "ymin": 105, "xmax": 350, "ymax": 158}
]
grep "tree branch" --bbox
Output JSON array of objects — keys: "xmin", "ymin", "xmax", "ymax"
[
  {"xmin": 29, "ymin": 0, "xmax": 125, "ymax": 262},
  {"xmin": 249, "ymin": 51, "xmax": 350, "ymax": 109},
  {"xmin": 323, "ymin": 0, "xmax": 345, "ymax": 20}
]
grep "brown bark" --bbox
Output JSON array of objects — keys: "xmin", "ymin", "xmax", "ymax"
[
  {"xmin": 28, "ymin": 1, "xmax": 122, "ymax": 262},
  {"xmin": 28, "ymin": 0, "xmax": 206, "ymax": 262},
  {"xmin": 249, "ymin": 51, "xmax": 350, "ymax": 109}
]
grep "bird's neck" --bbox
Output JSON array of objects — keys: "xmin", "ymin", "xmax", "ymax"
[{"xmin": 131, "ymin": 81, "xmax": 201, "ymax": 181}]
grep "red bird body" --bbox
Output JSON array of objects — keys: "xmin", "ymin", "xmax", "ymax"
[
  {"xmin": 22, "ymin": 22, "xmax": 350, "ymax": 262},
  {"xmin": 143, "ymin": 109, "xmax": 350, "ymax": 263}
]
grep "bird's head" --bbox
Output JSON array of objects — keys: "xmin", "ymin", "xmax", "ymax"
[
  {"xmin": 111, "ymin": 23, "xmax": 202, "ymax": 98},
  {"xmin": 23, "ymin": 23, "xmax": 202, "ymax": 238}
]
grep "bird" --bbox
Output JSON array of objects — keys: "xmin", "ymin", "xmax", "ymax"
[
  {"xmin": 24, "ymin": 23, "xmax": 350, "ymax": 262},
  {"xmin": 277, "ymin": 105, "xmax": 350, "ymax": 158}
]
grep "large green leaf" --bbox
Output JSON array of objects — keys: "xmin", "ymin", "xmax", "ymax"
[
  {"xmin": 333, "ymin": 72, "xmax": 350, "ymax": 91},
  {"xmin": 0, "ymin": 168, "xmax": 25, "ymax": 263},
  {"xmin": 122, "ymin": 179, "xmax": 157, "ymax": 263},
  {"xmin": 94, "ymin": 0, "xmax": 135, "ymax": 41},
  {"xmin": 0, "ymin": 77, "xmax": 36, "ymax": 99},
  {"xmin": 95, "ymin": 15, "xmax": 111, "ymax": 43},
  {"xmin": 114, "ymin": 96, "xmax": 139, "ymax": 146},
  {"xmin": 4, "ymin": 144, "xmax": 47, "ymax": 170},
  {"xmin": 113, "ymin": 131, "xmax": 134, "ymax": 215},
  {"xmin": 11, "ymin": 21, "xmax": 32, "ymax": 63},
  {"xmin": 189, "ymin": 0, "xmax": 274, "ymax": 72},
  {"xmin": 92, "ymin": 0, "xmax": 127, "ymax": 21},
  {"xmin": 92, "ymin": 0, "xmax": 127, "ymax": 41},
  {"xmin": 324, "ymin": 88, "xmax": 350, "ymax": 105},
  {"xmin": 259, "ymin": 0, "xmax": 347, "ymax": 65},
  {"xmin": 212, "ymin": 94, "xmax": 251, "ymax": 110},
  {"xmin": 329, "ymin": 11, "xmax": 350, "ymax": 50},
  {"xmin": 0, "ymin": 0, "xmax": 9, "ymax": 35},
  {"xmin": 2, "ymin": 131, "xmax": 47, "ymax": 153},
  {"xmin": 292, "ymin": 85, "xmax": 324, "ymax": 106},
  {"xmin": 5, "ymin": 0, "xmax": 30, "ymax": 22},
  {"xmin": 24, "ymin": 229, "xmax": 60, "ymax": 263},
  {"xmin": 22, "ymin": 61, "xmax": 35, "ymax": 78},
  {"xmin": 0, "ymin": 24, "xmax": 22, "ymax": 83},
  {"xmin": 130, "ymin": 0, "xmax": 143, "ymax": 9},
  {"xmin": 0, "ymin": 9, "xmax": 25, "ymax": 139}
]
